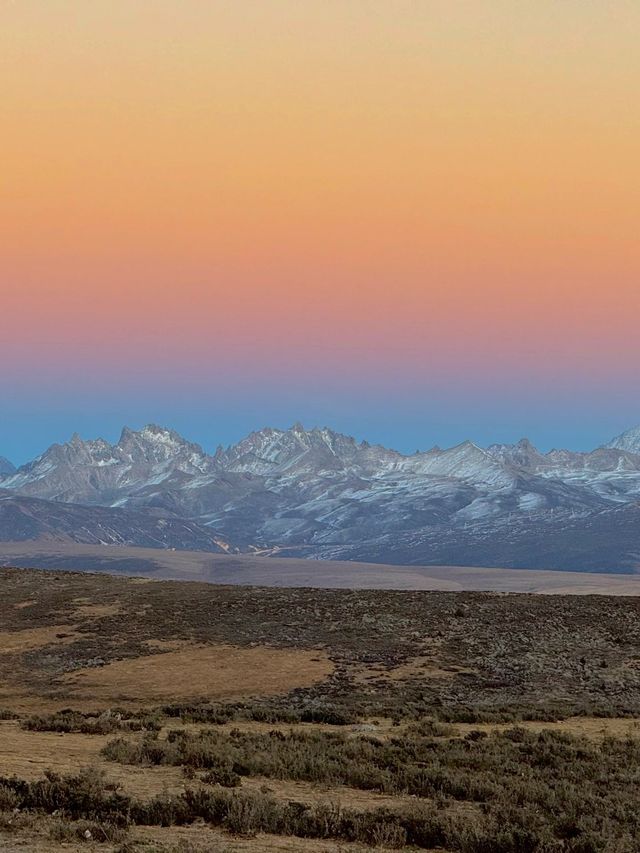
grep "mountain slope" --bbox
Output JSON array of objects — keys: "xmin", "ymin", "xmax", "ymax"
[
  {"xmin": 292, "ymin": 503, "xmax": 640, "ymax": 574},
  {"xmin": 0, "ymin": 494, "xmax": 234, "ymax": 552},
  {"xmin": 606, "ymin": 426, "xmax": 640, "ymax": 455},
  {"xmin": 1, "ymin": 422, "xmax": 640, "ymax": 572},
  {"xmin": 0, "ymin": 457, "xmax": 15, "ymax": 475}
]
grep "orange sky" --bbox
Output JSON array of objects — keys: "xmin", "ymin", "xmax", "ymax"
[{"xmin": 2, "ymin": 1, "xmax": 639, "ymax": 398}]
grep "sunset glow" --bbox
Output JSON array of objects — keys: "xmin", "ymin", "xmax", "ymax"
[{"xmin": 2, "ymin": 1, "xmax": 639, "ymax": 461}]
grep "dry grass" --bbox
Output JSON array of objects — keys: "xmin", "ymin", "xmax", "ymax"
[
  {"xmin": 0, "ymin": 819, "xmax": 388, "ymax": 852},
  {"xmin": 131, "ymin": 823, "xmax": 406, "ymax": 851},
  {"xmin": 0, "ymin": 720, "xmax": 184, "ymax": 798},
  {"xmin": 0, "ymin": 574, "xmax": 334, "ymax": 712},
  {"xmin": 60, "ymin": 644, "xmax": 333, "ymax": 704},
  {"xmin": 352, "ymin": 655, "xmax": 475, "ymax": 686},
  {"xmin": 0, "ymin": 626, "xmax": 79, "ymax": 655},
  {"xmin": 454, "ymin": 715, "xmax": 640, "ymax": 740},
  {"xmin": 239, "ymin": 774, "xmax": 430, "ymax": 813},
  {"xmin": 13, "ymin": 599, "xmax": 38, "ymax": 609},
  {"xmin": 7, "ymin": 564, "xmax": 640, "ymax": 722},
  {"xmin": 0, "ymin": 717, "xmax": 418, "ymax": 808}
]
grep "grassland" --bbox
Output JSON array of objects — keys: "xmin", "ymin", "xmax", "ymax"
[{"xmin": 3, "ymin": 566, "xmax": 640, "ymax": 851}]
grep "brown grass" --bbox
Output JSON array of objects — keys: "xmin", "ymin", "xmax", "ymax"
[
  {"xmin": 0, "ymin": 819, "xmax": 388, "ymax": 852},
  {"xmin": 240, "ymin": 774, "xmax": 424, "ymax": 812},
  {"xmin": 0, "ymin": 626, "xmax": 79, "ymax": 654},
  {"xmin": 60, "ymin": 644, "xmax": 333, "ymax": 703},
  {"xmin": 454, "ymin": 715, "xmax": 640, "ymax": 740},
  {"xmin": 6, "ymin": 567, "xmax": 640, "ymax": 851},
  {"xmin": 0, "ymin": 720, "xmax": 183, "ymax": 798},
  {"xmin": 132, "ymin": 823, "xmax": 412, "ymax": 851},
  {"xmin": 352, "ymin": 654, "xmax": 476, "ymax": 686},
  {"xmin": 0, "ymin": 717, "xmax": 418, "ymax": 809}
]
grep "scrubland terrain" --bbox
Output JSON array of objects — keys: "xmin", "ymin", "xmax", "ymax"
[{"xmin": 3, "ymin": 567, "xmax": 640, "ymax": 851}]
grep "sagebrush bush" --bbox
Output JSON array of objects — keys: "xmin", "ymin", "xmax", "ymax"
[
  {"xmin": 0, "ymin": 709, "xmax": 19, "ymax": 721},
  {"xmin": 97, "ymin": 725, "xmax": 640, "ymax": 850},
  {"xmin": 0, "ymin": 767, "xmax": 132, "ymax": 827},
  {"xmin": 0, "ymin": 784, "xmax": 21, "ymax": 811},
  {"xmin": 160, "ymin": 700, "xmax": 357, "ymax": 726},
  {"xmin": 48, "ymin": 817, "xmax": 128, "ymax": 843},
  {"xmin": 5, "ymin": 748, "xmax": 640, "ymax": 851},
  {"xmin": 21, "ymin": 709, "xmax": 161, "ymax": 735}
]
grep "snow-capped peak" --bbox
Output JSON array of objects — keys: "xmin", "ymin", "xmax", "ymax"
[
  {"xmin": 487, "ymin": 438, "xmax": 545, "ymax": 470},
  {"xmin": 400, "ymin": 440, "xmax": 514, "ymax": 486},
  {"xmin": 216, "ymin": 424, "xmax": 396, "ymax": 477},
  {"xmin": 604, "ymin": 426, "xmax": 640, "ymax": 455},
  {"xmin": 0, "ymin": 424, "xmax": 214, "ymax": 503}
]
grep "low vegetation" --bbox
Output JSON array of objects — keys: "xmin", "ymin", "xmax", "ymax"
[
  {"xmin": 98, "ymin": 725, "xmax": 640, "ymax": 847},
  {"xmin": 5, "ymin": 566, "xmax": 640, "ymax": 723},
  {"xmin": 161, "ymin": 700, "xmax": 358, "ymax": 726},
  {"xmin": 6, "ymin": 725, "xmax": 640, "ymax": 851},
  {"xmin": 5, "ymin": 566, "xmax": 640, "ymax": 850},
  {"xmin": 21, "ymin": 709, "xmax": 162, "ymax": 735}
]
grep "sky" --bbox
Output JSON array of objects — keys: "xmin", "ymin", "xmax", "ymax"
[{"xmin": 2, "ymin": 1, "xmax": 639, "ymax": 464}]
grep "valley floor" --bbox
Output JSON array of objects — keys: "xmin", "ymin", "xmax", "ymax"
[{"xmin": 3, "ymin": 540, "xmax": 640, "ymax": 593}]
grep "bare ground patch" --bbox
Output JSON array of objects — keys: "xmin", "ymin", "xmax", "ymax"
[{"xmin": 0, "ymin": 820, "xmax": 391, "ymax": 852}]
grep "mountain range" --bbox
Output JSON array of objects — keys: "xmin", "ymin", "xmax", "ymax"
[{"xmin": 1, "ymin": 422, "xmax": 640, "ymax": 573}]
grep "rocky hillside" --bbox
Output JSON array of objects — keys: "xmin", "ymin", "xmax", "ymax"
[{"xmin": 1, "ymin": 423, "xmax": 640, "ymax": 571}]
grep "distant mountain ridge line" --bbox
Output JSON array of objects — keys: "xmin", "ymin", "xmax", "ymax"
[
  {"xmin": 3, "ymin": 420, "xmax": 640, "ymax": 474},
  {"xmin": 0, "ymin": 421, "xmax": 639, "ymax": 574}
]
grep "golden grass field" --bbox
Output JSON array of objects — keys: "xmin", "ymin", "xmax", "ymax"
[{"xmin": 0, "ymin": 611, "xmax": 332, "ymax": 716}]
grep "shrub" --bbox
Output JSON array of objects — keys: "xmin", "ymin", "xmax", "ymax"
[
  {"xmin": 0, "ymin": 784, "xmax": 21, "ymax": 811},
  {"xmin": 0, "ymin": 709, "xmax": 19, "ymax": 721},
  {"xmin": 201, "ymin": 764, "xmax": 242, "ymax": 788},
  {"xmin": 48, "ymin": 818, "xmax": 128, "ymax": 843},
  {"xmin": 21, "ymin": 710, "xmax": 161, "ymax": 735}
]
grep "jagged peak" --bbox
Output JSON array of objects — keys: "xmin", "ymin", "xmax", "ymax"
[
  {"xmin": 45, "ymin": 432, "xmax": 110, "ymax": 456},
  {"xmin": 141, "ymin": 423, "xmax": 180, "ymax": 437},
  {"xmin": 119, "ymin": 423, "xmax": 183, "ymax": 442},
  {"xmin": 0, "ymin": 456, "xmax": 16, "ymax": 475},
  {"xmin": 118, "ymin": 425, "xmax": 135, "ymax": 443},
  {"xmin": 515, "ymin": 437, "xmax": 537, "ymax": 449},
  {"xmin": 15, "ymin": 424, "xmax": 207, "ymax": 471},
  {"xmin": 116, "ymin": 424, "xmax": 209, "ymax": 457}
]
